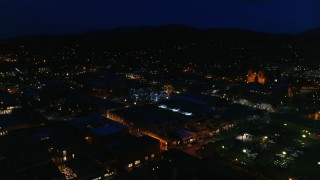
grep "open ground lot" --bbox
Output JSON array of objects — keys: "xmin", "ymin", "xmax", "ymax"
[{"xmin": 200, "ymin": 113, "xmax": 320, "ymax": 179}]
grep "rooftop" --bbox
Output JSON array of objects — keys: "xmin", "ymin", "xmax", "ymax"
[
  {"xmin": 91, "ymin": 123, "xmax": 127, "ymax": 137},
  {"xmin": 175, "ymin": 129, "xmax": 196, "ymax": 139},
  {"xmin": 69, "ymin": 114, "xmax": 113, "ymax": 130}
]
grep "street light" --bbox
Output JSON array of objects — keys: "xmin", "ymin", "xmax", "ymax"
[
  {"xmin": 262, "ymin": 136, "xmax": 268, "ymax": 143},
  {"xmin": 282, "ymin": 151, "xmax": 286, "ymax": 155},
  {"xmin": 302, "ymin": 134, "xmax": 306, "ymax": 138},
  {"xmin": 242, "ymin": 149, "xmax": 247, "ymax": 153}
]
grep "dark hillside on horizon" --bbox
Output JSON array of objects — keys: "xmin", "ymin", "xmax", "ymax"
[{"xmin": 0, "ymin": 25, "xmax": 319, "ymax": 68}]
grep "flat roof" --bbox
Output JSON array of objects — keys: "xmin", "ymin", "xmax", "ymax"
[
  {"xmin": 112, "ymin": 98, "xmax": 215, "ymax": 125},
  {"xmin": 156, "ymin": 99, "xmax": 214, "ymax": 118},
  {"xmin": 172, "ymin": 93, "xmax": 227, "ymax": 106},
  {"xmin": 104, "ymin": 135, "xmax": 159, "ymax": 159},
  {"xmin": 219, "ymin": 104, "xmax": 262, "ymax": 122},
  {"xmin": 111, "ymin": 104, "xmax": 184, "ymax": 125},
  {"xmin": 65, "ymin": 96, "xmax": 124, "ymax": 111},
  {"xmin": 91, "ymin": 123, "xmax": 127, "ymax": 137},
  {"xmin": 175, "ymin": 129, "xmax": 195, "ymax": 139},
  {"xmin": 69, "ymin": 114, "xmax": 116, "ymax": 130}
]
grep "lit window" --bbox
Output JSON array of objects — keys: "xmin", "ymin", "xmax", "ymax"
[
  {"xmin": 151, "ymin": 154, "xmax": 155, "ymax": 158},
  {"xmin": 104, "ymin": 172, "xmax": 114, "ymax": 177},
  {"xmin": 135, "ymin": 160, "xmax": 140, "ymax": 165},
  {"xmin": 128, "ymin": 163, "xmax": 133, "ymax": 168},
  {"xmin": 145, "ymin": 156, "xmax": 149, "ymax": 161},
  {"xmin": 63, "ymin": 157, "xmax": 67, "ymax": 161}
]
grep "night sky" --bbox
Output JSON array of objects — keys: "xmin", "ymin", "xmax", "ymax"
[{"xmin": 1, "ymin": 0, "xmax": 320, "ymax": 38}]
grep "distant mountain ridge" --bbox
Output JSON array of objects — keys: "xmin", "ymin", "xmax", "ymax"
[
  {"xmin": 1, "ymin": 24, "xmax": 320, "ymax": 42},
  {"xmin": 0, "ymin": 24, "xmax": 319, "ymax": 68},
  {"xmin": 296, "ymin": 27, "xmax": 320, "ymax": 37},
  {"xmin": 0, "ymin": 24, "xmax": 287, "ymax": 41}
]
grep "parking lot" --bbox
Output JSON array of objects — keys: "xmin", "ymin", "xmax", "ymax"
[{"xmin": 200, "ymin": 114, "xmax": 320, "ymax": 179}]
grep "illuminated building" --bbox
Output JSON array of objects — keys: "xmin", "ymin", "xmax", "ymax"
[
  {"xmin": 0, "ymin": 58, "xmax": 17, "ymax": 63},
  {"xmin": 0, "ymin": 104, "xmax": 21, "ymax": 115},
  {"xmin": 315, "ymin": 111, "xmax": 319, "ymax": 121},
  {"xmin": 38, "ymin": 67, "xmax": 51, "ymax": 74},
  {"xmin": 125, "ymin": 73, "xmax": 143, "ymax": 80},
  {"xmin": 0, "ymin": 93, "xmax": 21, "ymax": 115},
  {"xmin": 288, "ymin": 85, "xmax": 293, "ymax": 97},
  {"xmin": 108, "ymin": 98, "xmax": 216, "ymax": 150},
  {"xmin": 68, "ymin": 114, "xmax": 127, "ymax": 143},
  {"xmin": 247, "ymin": 70, "xmax": 266, "ymax": 84},
  {"xmin": 257, "ymin": 71, "xmax": 266, "ymax": 84},
  {"xmin": 164, "ymin": 84, "xmax": 174, "ymax": 95},
  {"xmin": 247, "ymin": 70, "xmax": 256, "ymax": 83}
]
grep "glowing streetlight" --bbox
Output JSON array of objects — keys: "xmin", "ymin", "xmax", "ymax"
[
  {"xmin": 302, "ymin": 134, "xmax": 306, "ymax": 138},
  {"xmin": 242, "ymin": 149, "xmax": 247, "ymax": 153},
  {"xmin": 282, "ymin": 151, "xmax": 286, "ymax": 155},
  {"xmin": 262, "ymin": 136, "xmax": 268, "ymax": 143}
]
